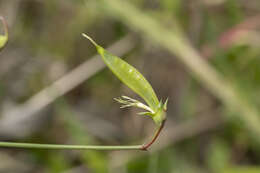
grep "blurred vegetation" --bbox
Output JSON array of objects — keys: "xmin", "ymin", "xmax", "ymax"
[{"xmin": 1, "ymin": 0, "xmax": 260, "ymax": 172}]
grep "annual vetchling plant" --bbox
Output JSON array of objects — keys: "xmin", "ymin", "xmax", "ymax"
[{"xmin": 0, "ymin": 16, "xmax": 167, "ymax": 151}]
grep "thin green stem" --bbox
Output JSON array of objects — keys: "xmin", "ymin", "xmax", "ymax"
[
  {"xmin": 0, "ymin": 121, "xmax": 164, "ymax": 151},
  {"xmin": 0, "ymin": 142, "xmax": 143, "ymax": 150}
]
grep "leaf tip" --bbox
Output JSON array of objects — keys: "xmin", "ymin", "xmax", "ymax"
[
  {"xmin": 82, "ymin": 33, "xmax": 99, "ymax": 48},
  {"xmin": 163, "ymin": 98, "xmax": 168, "ymax": 111}
]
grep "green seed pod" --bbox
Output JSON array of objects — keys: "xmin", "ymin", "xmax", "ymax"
[{"xmin": 83, "ymin": 34, "xmax": 167, "ymax": 126}]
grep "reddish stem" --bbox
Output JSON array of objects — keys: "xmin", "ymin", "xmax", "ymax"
[{"xmin": 141, "ymin": 120, "xmax": 166, "ymax": 151}]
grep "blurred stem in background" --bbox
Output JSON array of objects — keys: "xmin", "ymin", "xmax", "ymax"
[
  {"xmin": 56, "ymin": 100, "xmax": 109, "ymax": 173},
  {"xmin": 93, "ymin": 0, "xmax": 260, "ymax": 141}
]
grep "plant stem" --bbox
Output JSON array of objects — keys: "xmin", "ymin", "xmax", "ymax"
[
  {"xmin": 0, "ymin": 142, "xmax": 143, "ymax": 150},
  {"xmin": 0, "ymin": 121, "xmax": 165, "ymax": 150},
  {"xmin": 141, "ymin": 120, "xmax": 165, "ymax": 150}
]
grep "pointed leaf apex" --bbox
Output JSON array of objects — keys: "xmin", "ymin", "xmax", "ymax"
[
  {"xmin": 163, "ymin": 98, "xmax": 168, "ymax": 111},
  {"xmin": 159, "ymin": 100, "xmax": 163, "ymax": 107},
  {"xmin": 82, "ymin": 33, "xmax": 99, "ymax": 48}
]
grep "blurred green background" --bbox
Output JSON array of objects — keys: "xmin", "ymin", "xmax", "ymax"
[{"xmin": 1, "ymin": 0, "xmax": 260, "ymax": 172}]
